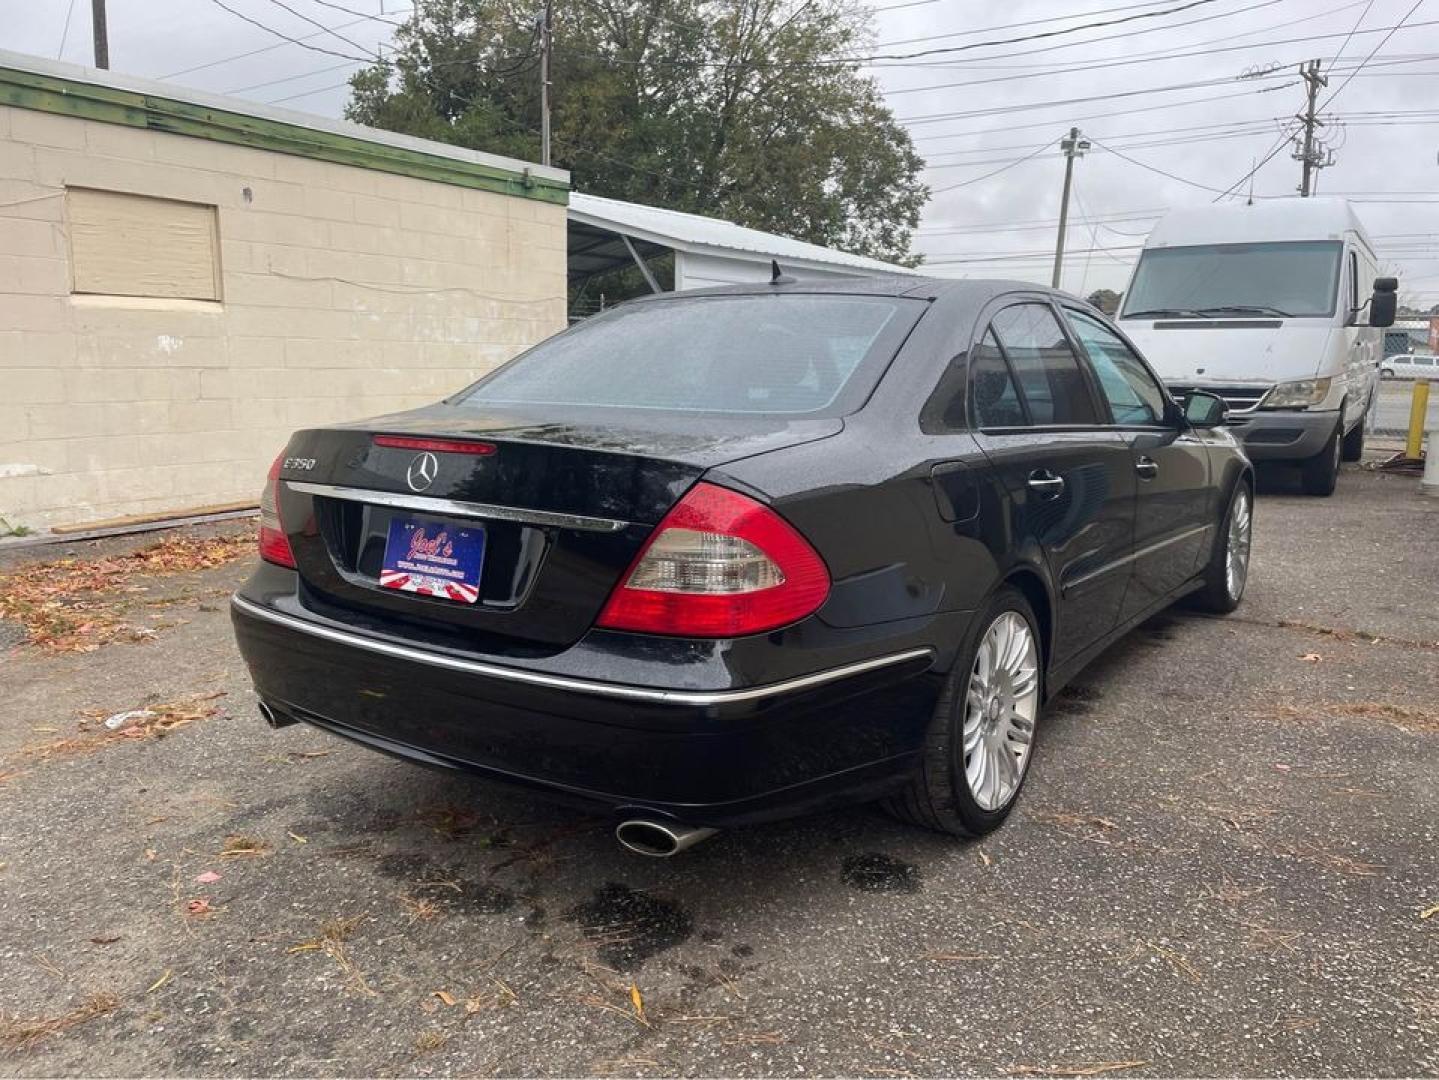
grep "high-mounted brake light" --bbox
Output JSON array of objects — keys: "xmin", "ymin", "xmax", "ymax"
[
  {"xmin": 597, "ymin": 482, "xmax": 830, "ymax": 638},
  {"xmin": 258, "ymin": 453, "xmax": 296, "ymax": 569},
  {"xmin": 373, "ymin": 435, "xmax": 497, "ymax": 455}
]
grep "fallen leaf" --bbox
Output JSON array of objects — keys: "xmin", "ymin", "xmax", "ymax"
[
  {"xmin": 89, "ymin": 936, "xmax": 121, "ymax": 945},
  {"xmin": 1421, "ymin": 902, "xmax": 1439, "ymax": 920},
  {"xmin": 287, "ymin": 831, "xmax": 308, "ymax": 844},
  {"xmin": 144, "ymin": 848, "xmax": 158, "ymax": 861},
  {"xmin": 1301, "ymin": 653, "xmax": 1323, "ymax": 663},
  {"xmin": 147, "ymin": 969, "xmax": 173, "ymax": 993},
  {"xmin": 978, "ymin": 848, "xmax": 993, "ymax": 867},
  {"xmin": 186, "ymin": 898, "xmax": 215, "ymax": 916},
  {"xmin": 194, "ymin": 870, "xmax": 222, "ymax": 885},
  {"xmin": 630, "ymin": 982, "xmax": 646, "ymax": 1023},
  {"xmin": 434, "ymin": 990, "xmax": 457, "ymax": 1007}
]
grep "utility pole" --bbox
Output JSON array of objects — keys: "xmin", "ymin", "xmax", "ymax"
[
  {"xmin": 1294, "ymin": 59, "xmax": 1330, "ymax": 196},
  {"xmin": 91, "ymin": 0, "xmax": 109, "ymax": 69},
  {"xmin": 539, "ymin": 0, "xmax": 553, "ymax": 167},
  {"xmin": 1051, "ymin": 126, "xmax": 1089, "ymax": 290}
]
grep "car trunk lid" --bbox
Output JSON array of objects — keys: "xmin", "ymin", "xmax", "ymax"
[{"xmin": 272, "ymin": 403, "xmax": 840, "ymax": 653}]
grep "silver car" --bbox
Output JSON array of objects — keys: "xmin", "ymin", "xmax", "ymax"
[{"xmin": 1381, "ymin": 354, "xmax": 1439, "ymax": 380}]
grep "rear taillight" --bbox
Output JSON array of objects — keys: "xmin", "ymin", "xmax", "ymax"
[
  {"xmin": 258, "ymin": 453, "xmax": 296, "ymax": 569},
  {"xmin": 597, "ymin": 482, "xmax": 829, "ymax": 638}
]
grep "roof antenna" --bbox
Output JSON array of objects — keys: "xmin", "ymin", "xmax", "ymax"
[
  {"xmin": 770, "ymin": 259, "xmax": 796, "ymax": 285},
  {"xmin": 1246, "ymin": 157, "xmax": 1255, "ymax": 206}
]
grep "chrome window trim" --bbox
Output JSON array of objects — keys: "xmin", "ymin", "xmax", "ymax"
[
  {"xmin": 284, "ymin": 481, "xmax": 630, "ymax": 533},
  {"xmin": 1064, "ymin": 523, "xmax": 1214, "ymax": 594},
  {"xmin": 231, "ymin": 594, "xmax": 934, "ymax": 706}
]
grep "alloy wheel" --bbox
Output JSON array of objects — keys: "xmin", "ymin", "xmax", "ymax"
[
  {"xmin": 962, "ymin": 611, "xmax": 1040, "ymax": 811},
  {"xmin": 1225, "ymin": 488, "xmax": 1252, "ymax": 601}
]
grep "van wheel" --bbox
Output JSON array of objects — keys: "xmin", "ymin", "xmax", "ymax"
[
  {"xmin": 1300, "ymin": 420, "xmax": 1342, "ymax": 496},
  {"xmin": 1188, "ymin": 480, "xmax": 1252, "ymax": 614},
  {"xmin": 1341, "ymin": 418, "xmax": 1365, "ymax": 463},
  {"xmin": 884, "ymin": 587, "xmax": 1041, "ymax": 837}
]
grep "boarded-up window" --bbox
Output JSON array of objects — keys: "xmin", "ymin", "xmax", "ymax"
[{"xmin": 67, "ymin": 189, "xmax": 221, "ymax": 301}]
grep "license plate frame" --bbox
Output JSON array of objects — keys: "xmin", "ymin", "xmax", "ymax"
[{"xmin": 378, "ymin": 515, "xmax": 485, "ymax": 605}]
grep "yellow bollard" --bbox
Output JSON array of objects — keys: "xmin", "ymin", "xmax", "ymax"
[{"xmin": 1406, "ymin": 379, "xmax": 1431, "ymax": 460}]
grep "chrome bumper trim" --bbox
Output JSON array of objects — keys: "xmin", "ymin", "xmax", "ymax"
[
  {"xmin": 284, "ymin": 481, "xmax": 630, "ymax": 533},
  {"xmin": 231, "ymin": 594, "xmax": 934, "ymax": 706}
]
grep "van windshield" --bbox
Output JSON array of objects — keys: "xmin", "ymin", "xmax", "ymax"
[
  {"xmin": 455, "ymin": 293, "xmax": 925, "ymax": 417},
  {"xmin": 1121, "ymin": 240, "xmax": 1343, "ymax": 319}
]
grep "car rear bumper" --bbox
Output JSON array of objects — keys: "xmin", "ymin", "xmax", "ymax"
[
  {"xmin": 1224, "ymin": 409, "xmax": 1337, "ymax": 461},
  {"xmin": 230, "ymin": 591, "xmax": 950, "ymax": 827}
]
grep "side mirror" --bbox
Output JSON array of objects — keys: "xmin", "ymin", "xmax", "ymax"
[
  {"xmin": 1183, "ymin": 390, "xmax": 1228, "ymax": 428},
  {"xmin": 1370, "ymin": 277, "xmax": 1398, "ymax": 329}
]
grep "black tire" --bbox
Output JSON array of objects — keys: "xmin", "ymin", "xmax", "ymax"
[
  {"xmin": 1187, "ymin": 479, "xmax": 1253, "ymax": 614},
  {"xmin": 883, "ymin": 586, "xmax": 1042, "ymax": 837},
  {"xmin": 1300, "ymin": 418, "xmax": 1342, "ymax": 497},
  {"xmin": 1380, "ymin": 369, "xmax": 1395, "ymax": 381},
  {"xmin": 1341, "ymin": 417, "xmax": 1365, "ymax": 463}
]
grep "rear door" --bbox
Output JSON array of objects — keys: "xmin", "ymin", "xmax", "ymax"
[
  {"xmin": 1061, "ymin": 307, "xmax": 1213, "ymax": 618},
  {"xmin": 968, "ymin": 299, "xmax": 1137, "ymax": 664}
]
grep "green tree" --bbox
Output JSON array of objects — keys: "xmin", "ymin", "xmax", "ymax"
[
  {"xmin": 1085, "ymin": 288, "xmax": 1120, "ymax": 315},
  {"xmin": 345, "ymin": 0, "xmax": 926, "ymax": 264}
]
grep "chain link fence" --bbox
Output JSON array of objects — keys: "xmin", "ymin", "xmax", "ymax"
[{"xmin": 1367, "ymin": 378, "xmax": 1437, "ymax": 440}]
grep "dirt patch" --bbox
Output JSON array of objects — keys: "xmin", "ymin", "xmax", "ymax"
[{"xmin": 0, "ymin": 533, "xmax": 250, "ymax": 652}]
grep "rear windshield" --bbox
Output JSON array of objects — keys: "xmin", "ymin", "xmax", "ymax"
[{"xmin": 455, "ymin": 293, "xmax": 925, "ymax": 416}]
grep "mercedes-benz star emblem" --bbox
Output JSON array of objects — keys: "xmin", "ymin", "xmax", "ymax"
[{"xmin": 406, "ymin": 451, "xmax": 439, "ymax": 493}]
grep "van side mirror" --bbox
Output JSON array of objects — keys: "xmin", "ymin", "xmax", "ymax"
[
  {"xmin": 1370, "ymin": 277, "xmax": 1398, "ymax": 328},
  {"xmin": 1183, "ymin": 390, "xmax": 1228, "ymax": 428}
]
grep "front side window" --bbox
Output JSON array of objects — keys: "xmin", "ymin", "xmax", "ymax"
[
  {"xmin": 1121, "ymin": 240, "xmax": 1343, "ymax": 319},
  {"xmin": 990, "ymin": 304, "xmax": 1100, "ymax": 426},
  {"xmin": 457, "ymin": 294, "xmax": 924, "ymax": 417},
  {"xmin": 1066, "ymin": 310, "xmax": 1168, "ymax": 425}
]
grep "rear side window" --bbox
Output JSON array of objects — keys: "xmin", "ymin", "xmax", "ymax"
[
  {"xmin": 991, "ymin": 304, "xmax": 1100, "ymax": 425},
  {"xmin": 456, "ymin": 294, "xmax": 924, "ymax": 416},
  {"xmin": 968, "ymin": 330, "xmax": 1026, "ymax": 428},
  {"xmin": 1065, "ymin": 310, "xmax": 1168, "ymax": 425}
]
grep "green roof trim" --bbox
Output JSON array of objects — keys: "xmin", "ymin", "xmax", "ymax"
[{"xmin": 0, "ymin": 64, "xmax": 568, "ymax": 205}]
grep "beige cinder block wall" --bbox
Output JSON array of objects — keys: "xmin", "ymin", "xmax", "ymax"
[{"xmin": 0, "ymin": 60, "xmax": 569, "ymax": 533}]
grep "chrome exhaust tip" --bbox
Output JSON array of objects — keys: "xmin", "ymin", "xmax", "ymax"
[
  {"xmin": 615, "ymin": 819, "xmax": 717, "ymax": 858},
  {"xmin": 258, "ymin": 700, "xmax": 296, "ymax": 729}
]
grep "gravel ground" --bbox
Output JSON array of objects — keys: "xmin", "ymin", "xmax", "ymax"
[{"xmin": 0, "ymin": 458, "xmax": 1435, "ymax": 1078}]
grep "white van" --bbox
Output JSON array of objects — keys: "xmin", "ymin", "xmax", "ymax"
[{"xmin": 1118, "ymin": 198, "xmax": 1396, "ymax": 496}]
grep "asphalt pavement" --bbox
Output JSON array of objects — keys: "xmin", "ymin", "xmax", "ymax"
[{"xmin": 0, "ymin": 459, "xmax": 1435, "ymax": 1077}]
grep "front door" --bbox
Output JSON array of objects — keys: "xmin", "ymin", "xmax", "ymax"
[
  {"xmin": 1062, "ymin": 307, "xmax": 1214, "ymax": 619},
  {"xmin": 968, "ymin": 301, "xmax": 1138, "ymax": 665}
]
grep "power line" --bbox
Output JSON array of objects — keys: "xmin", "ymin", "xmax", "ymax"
[
  {"xmin": 303, "ymin": 0, "xmax": 404, "ymax": 28},
  {"xmin": 867, "ymin": 0, "xmax": 1200, "ymax": 52},
  {"xmin": 1318, "ymin": 0, "xmax": 1425, "ymax": 109},
  {"xmin": 57, "ymin": 0, "xmax": 78, "ymax": 59},
  {"xmin": 158, "ymin": 9, "xmax": 410, "ymax": 78},
  {"xmin": 203, "ymin": 0, "xmax": 378, "ymax": 63},
  {"xmin": 259, "ymin": 0, "xmax": 378, "ymax": 57},
  {"xmin": 1087, "ymin": 134, "xmax": 1236, "ymax": 195},
  {"xmin": 928, "ymin": 139, "xmax": 1058, "ymax": 194}
]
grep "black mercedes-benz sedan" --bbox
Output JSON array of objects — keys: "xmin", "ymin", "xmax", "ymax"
[{"xmin": 231, "ymin": 278, "xmax": 1253, "ymax": 855}]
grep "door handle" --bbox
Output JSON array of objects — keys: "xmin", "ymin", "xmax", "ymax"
[
  {"xmin": 1135, "ymin": 456, "xmax": 1159, "ymax": 480},
  {"xmin": 1026, "ymin": 470, "xmax": 1065, "ymax": 499}
]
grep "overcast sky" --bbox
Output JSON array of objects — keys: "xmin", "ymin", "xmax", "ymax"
[{"xmin": 4, "ymin": 0, "xmax": 1437, "ymax": 301}]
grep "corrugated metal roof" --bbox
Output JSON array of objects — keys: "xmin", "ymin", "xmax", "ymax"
[{"xmin": 568, "ymin": 192, "xmax": 917, "ymax": 275}]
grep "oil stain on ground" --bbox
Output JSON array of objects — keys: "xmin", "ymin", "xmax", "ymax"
[
  {"xmin": 841, "ymin": 852, "xmax": 922, "ymax": 893},
  {"xmin": 567, "ymin": 882, "xmax": 693, "ymax": 970}
]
